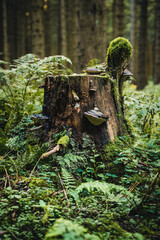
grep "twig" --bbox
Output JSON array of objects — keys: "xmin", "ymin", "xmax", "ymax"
[
  {"xmin": 142, "ymin": 171, "xmax": 159, "ymax": 200},
  {"xmin": 57, "ymin": 172, "xmax": 70, "ymax": 208},
  {"xmin": 29, "ymin": 145, "xmax": 60, "ymax": 178},
  {"xmin": 29, "ymin": 125, "xmax": 43, "ymax": 131},
  {"xmin": 29, "ymin": 157, "xmax": 41, "ymax": 178},
  {"xmin": 40, "ymin": 145, "xmax": 60, "ymax": 159},
  {"xmin": 130, "ymin": 171, "xmax": 160, "ymax": 214},
  {"xmin": 4, "ymin": 167, "xmax": 11, "ymax": 188},
  {"xmin": 2, "ymin": 150, "xmax": 13, "ymax": 159},
  {"xmin": 128, "ymin": 173, "xmax": 146, "ymax": 193}
]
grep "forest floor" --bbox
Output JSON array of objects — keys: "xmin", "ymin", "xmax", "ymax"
[{"xmin": 0, "ymin": 54, "xmax": 159, "ymax": 240}]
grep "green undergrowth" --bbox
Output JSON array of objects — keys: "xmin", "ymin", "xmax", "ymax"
[
  {"xmin": 0, "ymin": 55, "xmax": 160, "ymax": 239},
  {"xmin": 0, "ymin": 124, "xmax": 159, "ymax": 239}
]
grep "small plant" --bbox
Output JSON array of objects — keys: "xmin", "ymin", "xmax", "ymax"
[{"xmin": 44, "ymin": 218, "xmax": 100, "ymax": 240}]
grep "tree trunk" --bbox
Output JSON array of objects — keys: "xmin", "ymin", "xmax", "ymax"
[
  {"xmin": 44, "ymin": 0, "xmax": 50, "ymax": 56},
  {"xmin": 31, "ymin": 0, "xmax": 45, "ymax": 58},
  {"xmin": 47, "ymin": 0, "xmax": 59, "ymax": 56},
  {"xmin": 16, "ymin": 0, "xmax": 26, "ymax": 58},
  {"xmin": 43, "ymin": 74, "xmax": 127, "ymax": 145},
  {"xmin": 113, "ymin": 0, "xmax": 124, "ymax": 38},
  {"xmin": 154, "ymin": 0, "xmax": 160, "ymax": 84},
  {"xmin": 0, "ymin": 0, "xmax": 3, "ymax": 55},
  {"xmin": 130, "ymin": 0, "xmax": 138, "ymax": 80},
  {"xmin": 59, "ymin": 0, "xmax": 67, "ymax": 56},
  {"xmin": 2, "ymin": 0, "xmax": 9, "ymax": 64},
  {"xmin": 66, "ymin": 0, "xmax": 78, "ymax": 72},
  {"xmin": 26, "ymin": 7, "xmax": 32, "ymax": 54},
  {"xmin": 137, "ymin": 0, "xmax": 148, "ymax": 90},
  {"xmin": 106, "ymin": 0, "xmax": 114, "ymax": 44},
  {"xmin": 76, "ymin": 0, "xmax": 107, "ymax": 72}
]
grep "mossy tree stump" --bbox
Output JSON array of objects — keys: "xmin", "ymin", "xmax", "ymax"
[{"xmin": 43, "ymin": 74, "xmax": 125, "ymax": 145}]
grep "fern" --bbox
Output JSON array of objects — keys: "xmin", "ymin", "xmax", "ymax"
[
  {"xmin": 76, "ymin": 181, "xmax": 134, "ymax": 202},
  {"xmin": 0, "ymin": 54, "xmax": 72, "ymax": 134},
  {"xmin": 76, "ymin": 181, "xmax": 139, "ymax": 214},
  {"xmin": 61, "ymin": 168, "xmax": 76, "ymax": 190},
  {"xmin": 9, "ymin": 149, "xmax": 36, "ymax": 173},
  {"xmin": 44, "ymin": 218, "xmax": 100, "ymax": 240},
  {"xmin": 57, "ymin": 153, "xmax": 86, "ymax": 170}
]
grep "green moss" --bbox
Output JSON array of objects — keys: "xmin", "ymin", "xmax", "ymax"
[
  {"xmin": 106, "ymin": 37, "xmax": 133, "ymax": 75},
  {"xmin": 57, "ymin": 135, "xmax": 69, "ymax": 147}
]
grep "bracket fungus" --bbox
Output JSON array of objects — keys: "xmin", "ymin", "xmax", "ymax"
[
  {"xmin": 121, "ymin": 69, "xmax": 133, "ymax": 81},
  {"xmin": 31, "ymin": 114, "xmax": 49, "ymax": 123},
  {"xmin": 84, "ymin": 106, "xmax": 108, "ymax": 126}
]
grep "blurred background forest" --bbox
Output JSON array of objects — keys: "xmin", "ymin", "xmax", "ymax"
[
  {"xmin": 0, "ymin": 0, "xmax": 160, "ymax": 90},
  {"xmin": 0, "ymin": 1, "xmax": 160, "ymax": 239}
]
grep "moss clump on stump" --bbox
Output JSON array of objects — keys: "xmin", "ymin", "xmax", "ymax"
[{"xmin": 106, "ymin": 37, "xmax": 133, "ymax": 77}]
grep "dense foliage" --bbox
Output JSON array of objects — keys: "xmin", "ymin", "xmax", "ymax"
[{"xmin": 0, "ymin": 55, "xmax": 160, "ymax": 240}]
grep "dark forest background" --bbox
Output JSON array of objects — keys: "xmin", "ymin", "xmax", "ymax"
[
  {"xmin": 0, "ymin": 1, "xmax": 160, "ymax": 240},
  {"xmin": 0, "ymin": 0, "xmax": 160, "ymax": 89}
]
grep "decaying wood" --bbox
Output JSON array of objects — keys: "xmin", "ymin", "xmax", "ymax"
[
  {"xmin": 40, "ymin": 145, "xmax": 60, "ymax": 159},
  {"xmin": 43, "ymin": 74, "xmax": 126, "ymax": 145}
]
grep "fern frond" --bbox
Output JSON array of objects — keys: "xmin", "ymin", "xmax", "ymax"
[
  {"xmin": 76, "ymin": 181, "xmax": 133, "ymax": 201},
  {"xmin": 57, "ymin": 153, "xmax": 86, "ymax": 170},
  {"xmin": 61, "ymin": 168, "xmax": 76, "ymax": 190},
  {"xmin": 44, "ymin": 218, "xmax": 100, "ymax": 240}
]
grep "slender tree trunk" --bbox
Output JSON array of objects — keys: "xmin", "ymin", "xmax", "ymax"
[
  {"xmin": 0, "ymin": 1, "xmax": 3, "ymax": 55},
  {"xmin": 26, "ymin": 10, "xmax": 32, "ymax": 53},
  {"xmin": 154, "ymin": 0, "xmax": 160, "ymax": 84},
  {"xmin": 147, "ymin": 43, "xmax": 153, "ymax": 79},
  {"xmin": 16, "ymin": 0, "xmax": 26, "ymax": 58},
  {"xmin": 66, "ymin": 0, "xmax": 78, "ymax": 72},
  {"xmin": 137, "ymin": 0, "xmax": 148, "ymax": 90},
  {"xmin": 106, "ymin": 0, "xmax": 113, "ymax": 44},
  {"xmin": 44, "ymin": 0, "xmax": 50, "ymax": 56},
  {"xmin": 59, "ymin": 0, "xmax": 67, "ymax": 56},
  {"xmin": 7, "ymin": 0, "xmax": 17, "ymax": 60},
  {"xmin": 130, "ymin": 0, "xmax": 138, "ymax": 80},
  {"xmin": 31, "ymin": 0, "xmax": 45, "ymax": 58},
  {"xmin": 113, "ymin": 0, "xmax": 124, "ymax": 38},
  {"xmin": 76, "ymin": 0, "xmax": 107, "ymax": 72},
  {"xmin": 47, "ymin": 0, "xmax": 59, "ymax": 56},
  {"xmin": 2, "ymin": 0, "xmax": 9, "ymax": 64}
]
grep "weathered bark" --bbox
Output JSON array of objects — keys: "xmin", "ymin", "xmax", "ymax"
[
  {"xmin": 154, "ymin": 0, "xmax": 160, "ymax": 84},
  {"xmin": 43, "ymin": 74, "xmax": 126, "ymax": 145},
  {"xmin": 137, "ymin": 0, "xmax": 148, "ymax": 90},
  {"xmin": 113, "ymin": 0, "xmax": 124, "ymax": 38},
  {"xmin": 31, "ymin": 0, "xmax": 45, "ymax": 58}
]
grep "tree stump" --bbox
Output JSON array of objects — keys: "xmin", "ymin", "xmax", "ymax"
[{"xmin": 43, "ymin": 74, "xmax": 125, "ymax": 145}]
